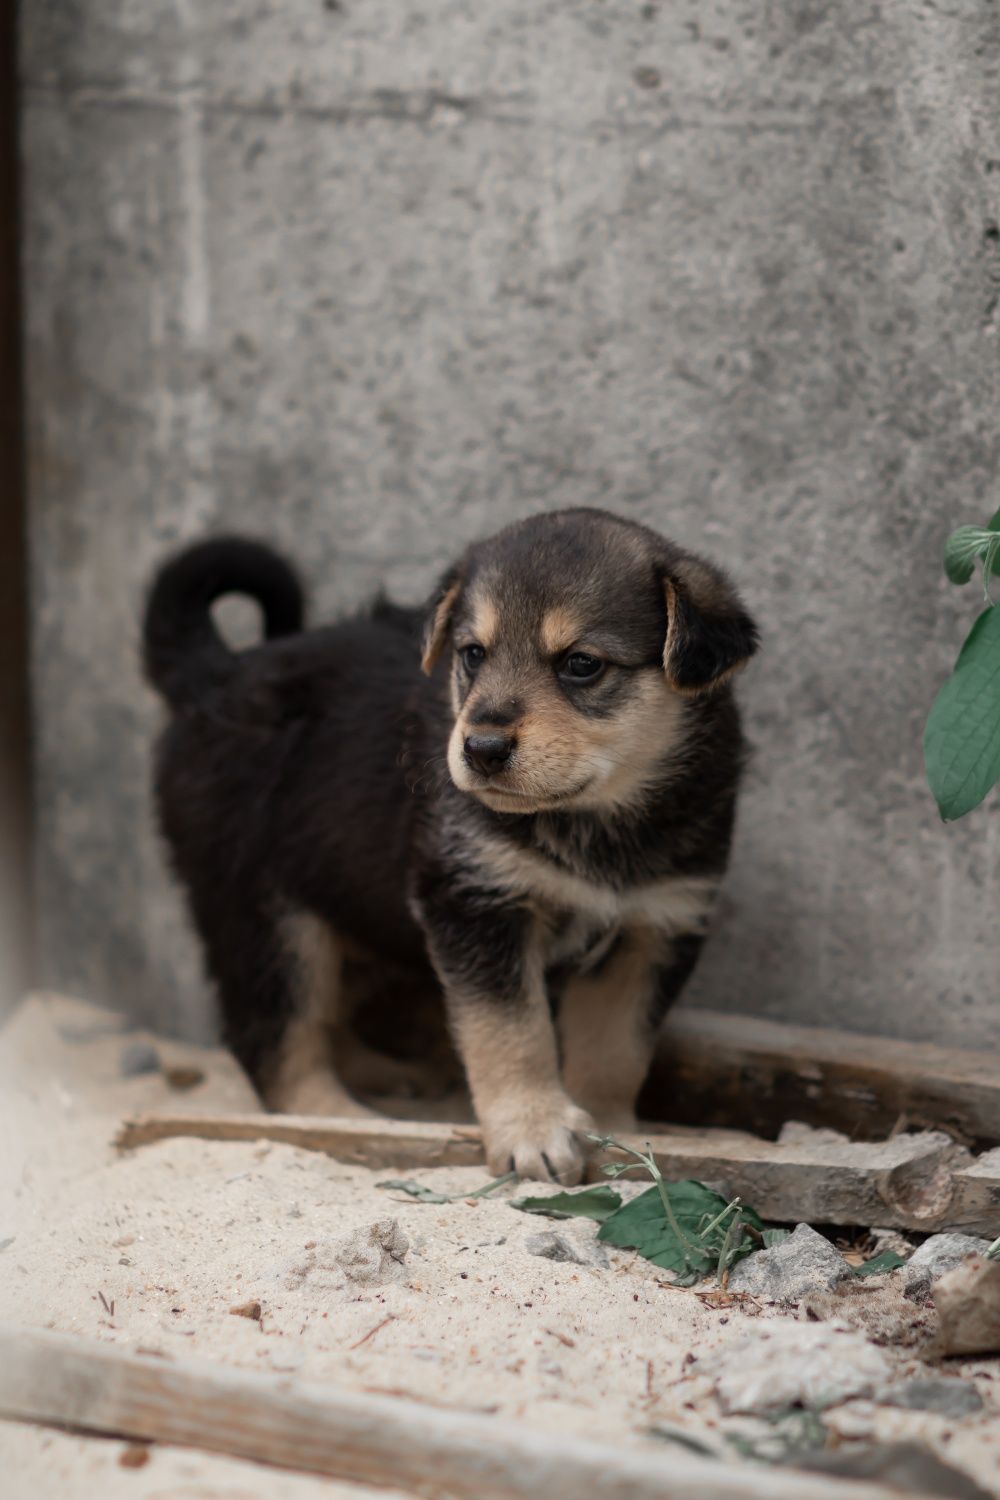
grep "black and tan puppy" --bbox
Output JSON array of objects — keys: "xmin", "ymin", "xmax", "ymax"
[{"xmin": 143, "ymin": 509, "xmax": 758, "ymax": 1182}]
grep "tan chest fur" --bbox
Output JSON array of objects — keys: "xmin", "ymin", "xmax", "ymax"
[{"xmin": 474, "ymin": 835, "xmax": 719, "ymax": 946}]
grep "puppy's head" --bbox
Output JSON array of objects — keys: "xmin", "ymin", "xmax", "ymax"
[{"xmin": 422, "ymin": 509, "xmax": 758, "ymax": 815}]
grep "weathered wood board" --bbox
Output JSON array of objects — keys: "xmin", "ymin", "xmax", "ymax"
[
  {"xmin": 116, "ymin": 1112, "xmax": 1000, "ymax": 1235},
  {"xmin": 0, "ymin": 1325, "xmax": 941, "ymax": 1500},
  {"xmin": 649, "ymin": 1009, "xmax": 1000, "ymax": 1144}
]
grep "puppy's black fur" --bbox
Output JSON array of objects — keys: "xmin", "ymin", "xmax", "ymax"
[{"xmin": 144, "ymin": 509, "xmax": 758, "ymax": 1182}]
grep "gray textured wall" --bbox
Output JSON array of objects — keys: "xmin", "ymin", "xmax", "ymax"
[{"xmin": 22, "ymin": 1, "xmax": 1000, "ymax": 1046}]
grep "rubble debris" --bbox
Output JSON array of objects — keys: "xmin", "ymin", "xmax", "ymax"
[
  {"xmin": 934, "ymin": 1254, "xmax": 1000, "ymax": 1356},
  {"xmin": 118, "ymin": 1443, "xmax": 152, "ymax": 1469},
  {"xmin": 727, "ymin": 1223, "xmax": 850, "ymax": 1301},
  {"xmin": 797, "ymin": 1441, "xmax": 991, "ymax": 1500},
  {"xmin": 228, "ymin": 1299, "xmax": 262, "ymax": 1321},
  {"xmin": 119, "ymin": 1040, "xmax": 161, "ymax": 1077},
  {"xmin": 163, "ymin": 1064, "xmax": 205, "ymax": 1092},
  {"xmin": 879, "ymin": 1377, "xmax": 983, "ymax": 1418},
  {"xmin": 331, "ymin": 1219, "xmax": 410, "ymax": 1285},
  {"xmin": 869, "ymin": 1226, "xmax": 917, "ymax": 1259},
  {"xmin": 524, "ymin": 1230, "xmax": 609, "ymax": 1268},
  {"xmin": 904, "ymin": 1234, "xmax": 992, "ymax": 1302},
  {"xmin": 692, "ymin": 1322, "xmax": 892, "ymax": 1415}
]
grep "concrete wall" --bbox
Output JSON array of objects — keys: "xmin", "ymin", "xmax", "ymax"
[{"xmin": 21, "ymin": 1, "xmax": 1000, "ymax": 1045}]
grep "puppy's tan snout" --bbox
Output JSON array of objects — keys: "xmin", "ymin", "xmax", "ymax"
[{"xmin": 463, "ymin": 731, "xmax": 516, "ymax": 778}]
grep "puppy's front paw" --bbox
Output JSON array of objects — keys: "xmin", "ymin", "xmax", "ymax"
[{"xmin": 481, "ymin": 1095, "xmax": 595, "ymax": 1184}]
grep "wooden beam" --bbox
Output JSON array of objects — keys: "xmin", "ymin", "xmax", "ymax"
[
  {"xmin": 116, "ymin": 1112, "xmax": 487, "ymax": 1167},
  {"xmin": 116, "ymin": 1111, "xmax": 1000, "ymax": 1234},
  {"xmin": 648, "ymin": 1009, "xmax": 1000, "ymax": 1145},
  {"xmin": 0, "ymin": 1325, "xmax": 937, "ymax": 1500}
]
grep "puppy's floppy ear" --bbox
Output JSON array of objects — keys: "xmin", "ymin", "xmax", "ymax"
[
  {"xmin": 661, "ymin": 553, "xmax": 759, "ymax": 693},
  {"xmin": 421, "ymin": 566, "xmax": 463, "ymax": 676}
]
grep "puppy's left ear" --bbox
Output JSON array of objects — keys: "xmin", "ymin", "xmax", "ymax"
[
  {"xmin": 661, "ymin": 554, "xmax": 759, "ymax": 693},
  {"xmin": 421, "ymin": 566, "xmax": 463, "ymax": 675}
]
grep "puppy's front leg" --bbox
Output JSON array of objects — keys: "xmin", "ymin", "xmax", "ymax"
[{"xmin": 414, "ymin": 877, "xmax": 593, "ymax": 1183}]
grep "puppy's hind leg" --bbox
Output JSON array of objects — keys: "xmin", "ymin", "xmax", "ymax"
[{"xmin": 265, "ymin": 912, "xmax": 377, "ymax": 1118}]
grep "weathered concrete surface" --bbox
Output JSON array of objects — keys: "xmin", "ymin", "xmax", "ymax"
[{"xmin": 20, "ymin": 2, "xmax": 1000, "ymax": 1043}]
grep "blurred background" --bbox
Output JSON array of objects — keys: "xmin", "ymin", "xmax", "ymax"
[{"xmin": 6, "ymin": 1, "xmax": 1000, "ymax": 1046}]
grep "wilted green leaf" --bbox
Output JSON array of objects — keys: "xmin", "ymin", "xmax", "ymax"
[
  {"xmin": 648, "ymin": 1424, "xmax": 719, "ymax": 1457},
  {"xmin": 377, "ymin": 1171, "xmax": 516, "ymax": 1204},
  {"xmin": 925, "ymin": 605, "xmax": 1000, "ymax": 820},
  {"xmin": 511, "ymin": 1185, "xmax": 622, "ymax": 1221},
  {"xmin": 596, "ymin": 1179, "xmax": 763, "ymax": 1278},
  {"xmin": 850, "ymin": 1250, "xmax": 907, "ymax": 1277},
  {"xmin": 376, "ymin": 1179, "xmax": 455, "ymax": 1203}
]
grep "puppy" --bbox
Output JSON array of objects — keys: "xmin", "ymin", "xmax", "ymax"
[{"xmin": 143, "ymin": 508, "xmax": 758, "ymax": 1182}]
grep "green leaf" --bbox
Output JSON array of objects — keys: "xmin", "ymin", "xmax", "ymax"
[
  {"xmin": 944, "ymin": 526, "xmax": 989, "ymax": 585},
  {"xmin": 850, "ymin": 1249, "xmax": 906, "ymax": 1277},
  {"xmin": 925, "ymin": 605, "xmax": 1000, "ymax": 819},
  {"xmin": 596, "ymin": 1180, "xmax": 763, "ymax": 1277},
  {"xmin": 762, "ymin": 1227, "xmax": 793, "ymax": 1248},
  {"xmin": 511, "ymin": 1185, "xmax": 623, "ymax": 1221}
]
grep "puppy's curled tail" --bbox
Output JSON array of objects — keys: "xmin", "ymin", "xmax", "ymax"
[{"xmin": 143, "ymin": 536, "xmax": 303, "ymax": 711}]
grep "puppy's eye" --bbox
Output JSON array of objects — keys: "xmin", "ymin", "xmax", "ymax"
[
  {"xmin": 562, "ymin": 652, "xmax": 604, "ymax": 682},
  {"xmin": 460, "ymin": 644, "xmax": 486, "ymax": 672}
]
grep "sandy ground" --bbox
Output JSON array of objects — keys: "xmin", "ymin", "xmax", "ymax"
[{"xmin": 2, "ymin": 993, "xmax": 999, "ymax": 1498}]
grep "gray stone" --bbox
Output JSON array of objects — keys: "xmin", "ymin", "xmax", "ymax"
[
  {"xmin": 119, "ymin": 1040, "xmax": 161, "ymax": 1078},
  {"xmin": 903, "ymin": 1234, "xmax": 992, "ymax": 1302},
  {"xmin": 524, "ymin": 1229, "xmax": 609, "ymax": 1268},
  {"xmin": 329, "ymin": 1218, "xmax": 410, "ymax": 1285},
  {"xmin": 728, "ymin": 1223, "xmax": 850, "ymax": 1302},
  {"xmin": 693, "ymin": 1323, "xmax": 892, "ymax": 1416},
  {"xmin": 799, "ymin": 1442, "xmax": 992, "ymax": 1500},
  {"xmin": 18, "ymin": 2, "xmax": 1000, "ymax": 1050},
  {"xmin": 880, "ymin": 1378, "xmax": 984, "ymax": 1419}
]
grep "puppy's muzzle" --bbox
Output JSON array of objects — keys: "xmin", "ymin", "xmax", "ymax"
[{"xmin": 463, "ymin": 731, "xmax": 515, "ymax": 778}]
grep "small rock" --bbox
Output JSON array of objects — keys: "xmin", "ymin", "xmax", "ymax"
[
  {"xmin": 903, "ymin": 1234, "xmax": 992, "ymax": 1302},
  {"xmin": 229, "ymin": 1299, "xmax": 262, "ymax": 1321},
  {"xmin": 331, "ymin": 1219, "xmax": 409, "ymax": 1285},
  {"xmin": 728, "ymin": 1223, "xmax": 850, "ymax": 1301},
  {"xmin": 632, "ymin": 65, "xmax": 661, "ymax": 89},
  {"xmin": 693, "ymin": 1322, "xmax": 892, "ymax": 1415},
  {"xmin": 524, "ymin": 1230, "xmax": 609, "ymax": 1268},
  {"xmin": 778, "ymin": 1121, "xmax": 849, "ymax": 1146},
  {"xmin": 869, "ymin": 1226, "xmax": 917, "ymax": 1260},
  {"xmin": 880, "ymin": 1377, "xmax": 983, "ymax": 1419},
  {"xmin": 934, "ymin": 1255, "xmax": 1000, "ymax": 1356},
  {"xmin": 119, "ymin": 1040, "xmax": 160, "ymax": 1078},
  {"xmin": 163, "ymin": 1064, "xmax": 205, "ymax": 1091},
  {"xmin": 118, "ymin": 1444, "xmax": 151, "ymax": 1470}
]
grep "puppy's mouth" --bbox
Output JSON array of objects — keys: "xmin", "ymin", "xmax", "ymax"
[{"xmin": 470, "ymin": 779, "xmax": 594, "ymax": 813}]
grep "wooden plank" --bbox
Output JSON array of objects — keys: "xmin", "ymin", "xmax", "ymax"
[
  {"xmin": 115, "ymin": 1111, "xmax": 1000, "ymax": 1234},
  {"xmin": 0, "ymin": 1325, "xmax": 937, "ymax": 1500},
  {"xmin": 116, "ymin": 1112, "xmax": 487, "ymax": 1167},
  {"xmin": 648, "ymin": 1009, "xmax": 1000, "ymax": 1144}
]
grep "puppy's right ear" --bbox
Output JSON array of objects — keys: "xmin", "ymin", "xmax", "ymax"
[{"xmin": 421, "ymin": 567, "xmax": 463, "ymax": 675}]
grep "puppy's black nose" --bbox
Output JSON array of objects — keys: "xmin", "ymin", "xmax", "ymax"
[{"xmin": 463, "ymin": 733, "xmax": 515, "ymax": 777}]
